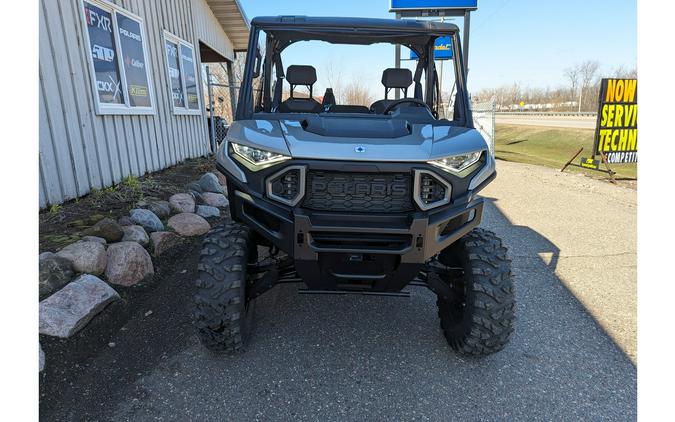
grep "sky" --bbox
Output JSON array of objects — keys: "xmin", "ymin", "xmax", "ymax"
[{"xmin": 237, "ymin": 0, "xmax": 637, "ymax": 95}]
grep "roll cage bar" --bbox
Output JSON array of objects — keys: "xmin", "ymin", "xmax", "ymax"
[{"xmin": 235, "ymin": 16, "xmax": 472, "ymax": 127}]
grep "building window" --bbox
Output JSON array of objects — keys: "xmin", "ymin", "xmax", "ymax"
[
  {"xmin": 164, "ymin": 31, "xmax": 202, "ymax": 115},
  {"xmin": 81, "ymin": 0, "xmax": 154, "ymax": 115}
]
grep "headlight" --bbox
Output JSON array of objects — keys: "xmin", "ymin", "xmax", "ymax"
[
  {"xmin": 230, "ymin": 142, "xmax": 290, "ymax": 170},
  {"xmin": 428, "ymin": 151, "xmax": 483, "ymax": 174}
]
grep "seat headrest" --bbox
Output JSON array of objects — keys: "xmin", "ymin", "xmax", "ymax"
[
  {"xmin": 286, "ymin": 65, "xmax": 317, "ymax": 86},
  {"xmin": 382, "ymin": 68, "xmax": 412, "ymax": 89}
]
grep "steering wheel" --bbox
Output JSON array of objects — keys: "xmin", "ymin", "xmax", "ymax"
[{"xmin": 382, "ymin": 98, "xmax": 431, "ymax": 115}]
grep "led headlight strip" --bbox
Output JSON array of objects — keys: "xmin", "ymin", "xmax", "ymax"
[
  {"xmin": 230, "ymin": 142, "xmax": 290, "ymax": 170},
  {"xmin": 428, "ymin": 151, "xmax": 483, "ymax": 175}
]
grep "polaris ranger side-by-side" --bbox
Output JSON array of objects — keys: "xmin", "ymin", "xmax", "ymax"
[{"xmin": 194, "ymin": 16, "xmax": 515, "ymax": 357}]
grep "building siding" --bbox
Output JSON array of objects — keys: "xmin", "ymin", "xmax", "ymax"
[{"xmin": 38, "ymin": 0, "xmax": 231, "ymax": 208}]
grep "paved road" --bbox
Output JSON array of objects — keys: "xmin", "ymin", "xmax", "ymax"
[
  {"xmin": 496, "ymin": 114, "xmax": 597, "ymax": 129},
  {"xmin": 40, "ymin": 161, "xmax": 637, "ymax": 421}
]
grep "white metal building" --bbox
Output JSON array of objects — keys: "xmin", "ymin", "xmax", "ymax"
[{"xmin": 39, "ymin": 0, "xmax": 249, "ymax": 207}]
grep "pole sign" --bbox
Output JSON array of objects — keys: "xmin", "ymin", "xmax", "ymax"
[
  {"xmin": 390, "ymin": 0, "xmax": 478, "ymax": 11},
  {"xmin": 409, "ymin": 36, "xmax": 453, "ymax": 60},
  {"xmin": 593, "ymin": 78, "xmax": 638, "ymax": 164}
]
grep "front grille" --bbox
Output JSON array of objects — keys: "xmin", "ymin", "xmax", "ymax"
[
  {"xmin": 310, "ymin": 232, "xmax": 412, "ymax": 251},
  {"xmin": 303, "ymin": 171, "xmax": 414, "ymax": 213}
]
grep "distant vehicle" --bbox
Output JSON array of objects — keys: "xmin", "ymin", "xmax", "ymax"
[{"xmin": 194, "ymin": 16, "xmax": 514, "ymax": 357}]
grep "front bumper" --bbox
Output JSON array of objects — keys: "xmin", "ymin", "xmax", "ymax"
[
  {"xmin": 231, "ymin": 187, "xmax": 484, "ymax": 263},
  {"xmin": 219, "ymin": 153, "xmax": 494, "ymax": 291}
]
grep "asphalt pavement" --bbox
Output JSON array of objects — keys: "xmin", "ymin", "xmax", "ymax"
[
  {"xmin": 40, "ymin": 161, "xmax": 637, "ymax": 421},
  {"xmin": 495, "ymin": 114, "xmax": 597, "ymax": 129}
]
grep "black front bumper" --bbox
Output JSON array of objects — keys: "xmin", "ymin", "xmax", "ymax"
[
  {"xmin": 229, "ymin": 185, "xmax": 484, "ymax": 291},
  {"xmin": 231, "ymin": 188, "xmax": 482, "ymax": 261},
  {"xmin": 219, "ymin": 153, "xmax": 494, "ymax": 291}
]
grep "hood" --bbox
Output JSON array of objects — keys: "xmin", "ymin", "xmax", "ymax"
[{"xmin": 226, "ymin": 118, "xmax": 489, "ymax": 162}]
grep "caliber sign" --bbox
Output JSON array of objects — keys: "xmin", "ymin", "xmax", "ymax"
[{"xmin": 593, "ymin": 78, "xmax": 638, "ymax": 164}]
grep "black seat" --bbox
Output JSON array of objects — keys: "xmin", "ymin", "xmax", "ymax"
[
  {"xmin": 370, "ymin": 68, "xmax": 413, "ymax": 114},
  {"xmin": 279, "ymin": 65, "xmax": 322, "ymax": 113}
]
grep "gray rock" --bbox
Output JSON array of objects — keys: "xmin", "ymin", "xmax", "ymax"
[
  {"xmin": 105, "ymin": 242, "xmax": 154, "ymax": 286},
  {"xmin": 40, "ymin": 343, "xmax": 45, "ymax": 372},
  {"xmin": 121, "ymin": 225, "xmax": 149, "ymax": 247},
  {"xmin": 190, "ymin": 190, "xmax": 206, "ymax": 205},
  {"xmin": 147, "ymin": 200, "xmax": 171, "ymax": 219},
  {"xmin": 39, "ymin": 252, "xmax": 75, "ymax": 296},
  {"xmin": 168, "ymin": 213, "xmax": 211, "ymax": 236},
  {"xmin": 129, "ymin": 209, "xmax": 164, "ymax": 232},
  {"xmin": 201, "ymin": 192, "xmax": 229, "ymax": 208},
  {"xmin": 39, "ymin": 274, "xmax": 120, "ymax": 338},
  {"xmin": 150, "ymin": 231, "xmax": 182, "ymax": 256},
  {"xmin": 81, "ymin": 236, "xmax": 106, "ymax": 245},
  {"xmin": 199, "ymin": 173, "xmax": 223, "ymax": 193},
  {"xmin": 187, "ymin": 182, "xmax": 203, "ymax": 193},
  {"xmin": 85, "ymin": 218, "xmax": 124, "ymax": 242},
  {"xmin": 56, "ymin": 241, "xmax": 107, "ymax": 275},
  {"xmin": 118, "ymin": 216, "xmax": 134, "ymax": 226},
  {"xmin": 195, "ymin": 205, "xmax": 220, "ymax": 219},
  {"xmin": 169, "ymin": 193, "xmax": 195, "ymax": 214}
]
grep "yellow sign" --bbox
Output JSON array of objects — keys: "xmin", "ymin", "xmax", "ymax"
[{"xmin": 593, "ymin": 78, "xmax": 638, "ymax": 164}]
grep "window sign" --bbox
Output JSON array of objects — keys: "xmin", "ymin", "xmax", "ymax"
[
  {"xmin": 83, "ymin": 2, "xmax": 123, "ymax": 104},
  {"xmin": 165, "ymin": 40, "xmax": 184, "ymax": 108},
  {"xmin": 164, "ymin": 31, "xmax": 201, "ymax": 114},
  {"xmin": 181, "ymin": 44, "xmax": 199, "ymax": 110},
  {"xmin": 116, "ymin": 13, "xmax": 150, "ymax": 107},
  {"xmin": 81, "ymin": 0, "xmax": 154, "ymax": 114}
]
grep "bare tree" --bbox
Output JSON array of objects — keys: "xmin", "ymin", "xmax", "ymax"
[
  {"xmin": 343, "ymin": 80, "xmax": 374, "ymax": 107},
  {"xmin": 613, "ymin": 65, "xmax": 637, "ymax": 79},
  {"xmin": 563, "ymin": 65, "xmax": 580, "ymax": 110},
  {"xmin": 324, "ymin": 60, "xmax": 345, "ymax": 103},
  {"xmin": 578, "ymin": 60, "xmax": 600, "ymax": 112}
]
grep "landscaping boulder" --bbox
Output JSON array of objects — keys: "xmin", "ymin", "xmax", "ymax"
[
  {"xmin": 121, "ymin": 225, "xmax": 149, "ymax": 247},
  {"xmin": 201, "ymin": 192, "xmax": 229, "ymax": 208},
  {"xmin": 56, "ymin": 241, "xmax": 107, "ymax": 275},
  {"xmin": 169, "ymin": 193, "xmax": 195, "ymax": 214},
  {"xmin": 39, "ymin": 343, "xmax": 45, "ymax": 372},
  {"xmin": 81, "ymin": 236, "xmax": 106, "ymax": 245},
  {"xmin": 150, "ymin": 231, "xmax": 182, "ymax": 256},
  {"xmin": 85, "ymin": 218, "xmax": 124, "ymax": 242},
  {"xmin": 105, "ymin": 242, "xmax": 154, "ymax": 286},
  {"xmin": 199, "ymin": 172, "xmax": 223, "ymax": 193},
  {"xmin": 118, "ymin": 216, "xmax": 134, "ymax": 226},
  {"xmin": 187, "ymin": 182, "xmax": 203, "ymax": 193},
  {"xmin": 195, "ymin": 205, "xmax": 220, "ymax": 219},
  {"xmin": 129, "ymin": 209, "xmax": 164, "ymax": 232},
  {"xmin": 39, "ymin": 274, "xmax": 119, "ymax": 338},
  {"xmin": 168, "ymin": 213, "xmax": 210, "ymax": 236},
  {"xmin": 137, "ymin": 199, "xmax": 171, "ymax": 219},
  {"xmin": 39, "ymin": 252, "xmax": 75, "ymax": 296},
  {"xmin": 190, "ymin": 190, "xmax": 206, "ymax": 206}
]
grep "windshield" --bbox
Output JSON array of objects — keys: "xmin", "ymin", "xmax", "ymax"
[{"xmin": 236, "ymin": 20, "xmax": 470, "ymax": 127}]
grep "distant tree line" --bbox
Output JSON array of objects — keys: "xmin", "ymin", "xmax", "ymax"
[{"xmin": 472, "ymin": 61, "xmax": 637, "ymax": 112}]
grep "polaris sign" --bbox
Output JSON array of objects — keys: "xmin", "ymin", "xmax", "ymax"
[{"xmin": 390, "ymin": 0, "xmax": 478, "ymax": 12}]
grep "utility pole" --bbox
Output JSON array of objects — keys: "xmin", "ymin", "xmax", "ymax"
[{"xmin": 394, "ymin": 12, "xmax": 401, "ymax": 99}]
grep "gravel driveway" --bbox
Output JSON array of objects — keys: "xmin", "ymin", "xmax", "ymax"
[{"xmin": 40, "ymin": 161, "xmax": 637, "ymax": 421}]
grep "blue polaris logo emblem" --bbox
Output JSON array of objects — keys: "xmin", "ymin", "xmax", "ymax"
[{"xmin": 355, "ymin": 146, "xmax": 366, "ymax": 153}]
